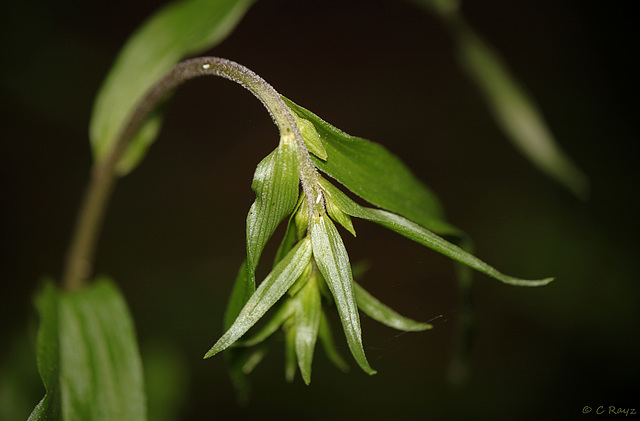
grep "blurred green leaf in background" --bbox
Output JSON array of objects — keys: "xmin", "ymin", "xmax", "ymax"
[
  {"xmin": 90, "ymin": 0, "xmax": 255, "ymax": 174},
  {"xmin": 29, "ymin": 279, "xmax": 146, "ymax": 421},
  {"xmin": 414, "ymin": 0, "xmax": 589, "ymax": 198}
]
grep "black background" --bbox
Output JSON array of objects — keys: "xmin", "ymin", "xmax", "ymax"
[{"xmin": 1, "ymin": 0, "xmax": 638, "ymax": 419}]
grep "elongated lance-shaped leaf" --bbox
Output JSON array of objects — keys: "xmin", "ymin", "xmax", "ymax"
[
  {"xmin": 238, "ymin": 299, "xmax": 296, "ymax": 347},
  {"xmin": 310, "ymin": 213, "xmax": 376, "ymax": 375},
  {"xmin": 30, "ymin": 279, "xmax": 147, "ymax": 421},
  {"xmin": 90, "ymin": 0, "xmax": 255, "ymax": 174},
  {"xmin": 294, "ymin": 277, "xmax": 322, "ymax": 385},
  {"xmin": 412, "ymin": 0, "xmax": 588, "ymax": 198},
  {"xmin": 221, "ymin": 261, "xmax": 254, "ymax": 403},
  {"xmin": 320, "ymin": 178, "xmax": 553, "ymax": 287},
  {"xmin": 354, "ymin": 282, "xmax": 432, "ymax": 332},
  {"xmin": 205, "ymin": 238, "xmax": 312, "ymax": 359},
  {"xmin": 283, "ymin": 97, "xmax": 454, "ymax": 234},
  {"xmin": 273, "ymin": 195, "xmax": 305, "ymax": 267},
  {"xmin": 318, "ymin": 311, "xmax": 350, "ymax": 372},
  {"xmin": 455, "ymin": 24, "xmax": 588, "ymax": 198},
  {"xmin": 292, "ymin": 112, "xmax": 328, "ymax": 160},
  {"xmin": 246, "ymin": 141, "xmax": 300, "ymax": 294},
  {"xmin": 326, "ymin": 197, "xmax": 356, "ymax": 237},
  {"xmin": 223, "ymin": 260, "xmax": 249, "ymax": 330}
]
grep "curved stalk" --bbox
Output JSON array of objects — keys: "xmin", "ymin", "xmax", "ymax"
[{"xmin": 63, "ymin": 57, "xmax": 320, "ymax": 290}]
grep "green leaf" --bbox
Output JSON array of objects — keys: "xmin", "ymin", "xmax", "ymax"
[
  {"xmin": 291, "ymin": 112, "xmax": 327, "ymax": 160},
  {"xmin": 274, "ymin": 195, "xmax": 305, "ymax": 267},
  {"xmin": 410, "ymin": 0, "xmax": 588, "ymax": 198},
  {"xmin": 317, "ymin": 311, "xmax": 350, "ymax": 373},
  {"xmin": 30, "ymin": 279, "xmax": 146, "ymax": 421},
  {"xmin": 354, "ymin": 282, "xmax": 432, "ymax": 332},
  {"xmin": 246, "ymin": 141, "xmax": 300, "ymax": 292},
  {"xmin": 223, "ymin": 261, "xmax": 250, "ymax": 330},
  {"xmin": 293, "ymin": 196, "xmax": 310, "ymax": 241},
  {"xmin": 320, "ymin": 178, "xmax": 553, "ymax": 287},
  {"xmin": 294, "ymin": 277, "xmax": 322, "ymax": 385},
  {"xmin": 90, "ymin": 0, "xmax": 255, "ymax": 174},
  {"xmin": 325, "ymin": 196, "xmax": 356, "ymax": 237},
  {"xmin": 221, "ymin": 261, "xmax": 253, "ymax": 403},
  {"xmin": 29, "ymin": 281, "xmax": 61, "ymax": 421},
  {"xmin": 454, "ymin": 25, "xmax": 588, "ymax": 198},
  {"xmin": 205, "ymin": 237, "xmax": 312, "ymax": 358},
  {"xmin": 288, "ymin": 261, "xmax": 313, "ymax": 297},
  {"xmin": 283, "ymin": 97, "xmax": 456, "ymax": 234},
  {"xmin": 309, "ymin": 213, "xmax": 376, "ymax": 375},
  {"xmin": 238, "ymin": 299, "xmax": 296, "ymax": 347}
]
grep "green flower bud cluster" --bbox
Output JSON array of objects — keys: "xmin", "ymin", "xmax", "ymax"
[{"xmin": 204, "ymin": 97, "xmax": 553, "ymax": 395}]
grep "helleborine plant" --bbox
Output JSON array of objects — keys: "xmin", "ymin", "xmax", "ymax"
[
  {"xmin": 23, "ymin": 1, "xmax": 577, "ymax": 417},
  {"xmin": 37, "ymin": 54, "xmax": 553, "ymax": 414},
  {"xmin": 140, "ymin": 58, "xmax": 557, "ymax": 387}
]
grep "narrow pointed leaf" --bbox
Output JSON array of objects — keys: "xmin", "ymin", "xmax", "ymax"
[
  {"xmin": 293, "ymin": 196, "xmax": 310, "ymax": 240},
  {"xmin": 318, "ymin": 311, "xmax": 350, "ymax": 372},
  {"xmin": 283, "ymin": 97, "xmax": 449, "ymax": 232},
  {"xmin": 222, "ymin": 261, "xmax": 253, "ymax": 403},
  {"xmin": 410, "ymin": 0, "xmax": 587, "ymax": 197},
  {"xmin": 246, "ymin": 142, "xmax": 300, "ymax": 292},
  {"xmin": 292, "ymin": 112, "xmax": 327, "ymax": 160},
  {"xmin": 325, "ymin": 197, "xmax": 356, "ymax": 237},
  {"xmin": 455, "ymin": 25, "xmax": 588, "ymax": 198},
  {"xmin": 205, "ymin": 238, "xmax": 312, "ymax": 358},
  {"xmin": 310, "ymin": 213, "xmax": 376, "ymax": 375},
  {"xmin": 274, "ymin": 195, "xmax": 305, "ymax": 267},
  {"xmin": 30, "ymin": 279, "xmax": 146, "ymax": 421},
  {"xmin": 354, "ymin": 282, "xmax": 432, "ymax": 331},
  {"xmin": 288, "ymin": 261, "xmax": 313, "ymax": 297},
  {"xmin": 223, "ymin": 261, "xmax": 250, "ymax": 330},
  {"xmin": 294, "ymin": 278, "xmax": 322, "ymax": 385},
  {"xmin": 90, "ymin": 0, "xmax": 255, "ymax": 174},
  {"xmin": 320, "ymin": 178, "xmax": 553, "ymax": 287},
  {"xmin": 238, "ymin": 299, "xmax": 296, "ymax": 347}
]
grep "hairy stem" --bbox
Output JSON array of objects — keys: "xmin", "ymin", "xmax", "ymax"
[{"xmin": 63, "ymin": 57, "xmax": 320, "ymax": 290}]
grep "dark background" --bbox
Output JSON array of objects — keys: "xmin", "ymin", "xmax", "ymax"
[{"xmin": 1, "ymin": 0, "xmax": 638, "ymax": 419}]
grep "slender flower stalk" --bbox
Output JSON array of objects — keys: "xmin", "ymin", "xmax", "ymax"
[{"xmin": 62, "ymin": 57, "xmax": 320, "ymax": 290}]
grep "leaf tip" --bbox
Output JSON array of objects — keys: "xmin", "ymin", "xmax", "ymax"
[
  {"xmin": 203, "ymin": 347, "xmax": 219, "ymax": 359},
  {"xmin": 507, "ymin": 276, "xmax": 555, "ymax": 287},
  {"xmin": 301, "ymin": 372, "xmax": 312, "ymax": 385},
  {"xmin": 538, "ymin": 277, "xmax": 555, "ymax": 286},
  {"xmin": 413, "ymin": 323, "xmax": 433, "ymax": 332}
]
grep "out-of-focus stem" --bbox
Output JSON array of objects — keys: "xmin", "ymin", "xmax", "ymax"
[{"xmin": 62, "ymin": 57, "xmax": 319, "ymax": 290}]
